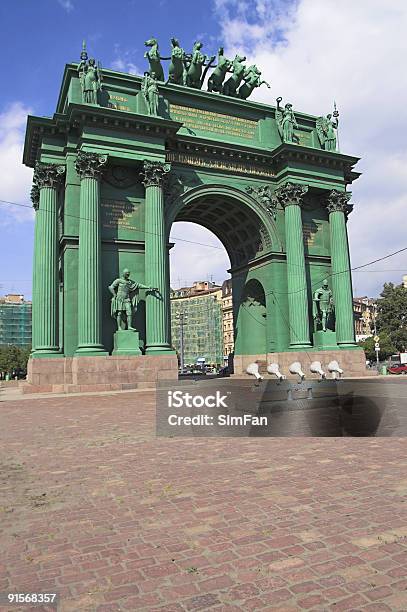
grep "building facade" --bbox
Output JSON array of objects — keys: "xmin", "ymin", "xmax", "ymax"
[
  {"xmin": 22, "ymin": 40, "xmax": 368, "ymax": 391},
  {"xmin": 353, "ymin": 297, "xmax": 376, "ymax": 342},
  {"xmin": 0, "ymin": 295, "xmax": 32, "ymax": 347},
  {"xmin": 222, "ymin": 280, "xmax": 234, "ymax": 361},
  {"xmin": 171, "ymin": 282, "xmax": 223, "ymax": 367}
]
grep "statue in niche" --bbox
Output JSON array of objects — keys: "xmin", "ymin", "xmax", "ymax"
[
  {"xmin": 316, "ymin": 107, "xmax": 339, "ymax": 151},
  {"xmin": 276, "ymin": 97, "xmax": 299, "ymax": 143},
  {"xmin": 185, "ymin": 41, "xmax": 215, "ymax": 89},
  {"xmin": 238, "ymin": 64, "xmax": 270, "ymax": 100},
  {"xmin": 144, "ymin": 37, "xmax": 165, "ymax": 81},
  {"xmin": 167, "ymin": 37, "xmax": 186, "ymax": 85},
  {"xmin": 108, "ymin": 269, "xmax": 155, "ymax": 331},
  {"xmin": 142, "ymin": 71, "xmax": 160, "ymax": 116},
  {"xmin": 313, "ymin": 280, "xmax": 335, "ymax": 332},
  {"xmin": 207, "ymin": 47, "xmax": 232, "ymax": 93},
  {"xmin": 223, "ymin": 54, "xmax": 247, "ymax": 96},
  {"xmin": 78, "ymin": 41, "xmax": 102, "ymax": 105}
]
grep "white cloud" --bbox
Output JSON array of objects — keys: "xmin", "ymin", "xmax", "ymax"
[
  {"xmin": 110, "ymin": 44, "xmax": 141, "ymax": 75},
  {"xmin": 170, "ymin": 222, "xmax": 230, "ymax": 288},
  {"xmin": 57, "ymin": 0, "xmax": 74, "ymax": 12},
  {"xmin": 0, "ymin": 102, "xmax": 34, "ymax": 226},
  {"xmin": 206, "ymin": 0, "xmax": 407, "ymax": 296}
]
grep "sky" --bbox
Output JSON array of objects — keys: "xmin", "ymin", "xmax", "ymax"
[{"xmin": 0, "ymin": 0, "xmax": 406, "ymax": 299}]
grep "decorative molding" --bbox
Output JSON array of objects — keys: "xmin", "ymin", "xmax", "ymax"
[
  {"xmin": 326, "ymin": 189, "xmax": 353, "ymax": 216},
  {"xmin": 32, "ymin": 162, "xmax": 65, "ymax": 194},
  {"xmin": 141, "ymin": 160, "xmax": 171, "ymax": 188},
  {"xmin": 75, "ymin": 151, "xmax": 108, "ymax": 180},
  {"xmin": 104, "ymin": 165, "xmax": 139, "ymax": 189},
  {"xmin": 273, "ymin": 182, "xmax": 308, "ymax": 208},
  {"xmin": 245, "ymin": 184, "xmax": 277, "ymax": 220},
  {"xmin": 30, "ymin": 183, "xmax": 40, "ymax": 210}
]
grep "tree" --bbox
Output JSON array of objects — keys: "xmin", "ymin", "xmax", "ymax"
[
  {"xmin": 359, "ymin": 332, "xmax": 395, "ymax": 361},
  {"xmin": 0, "ymin": 345, "xmax": 31, "ymax": 375},
  {"xmin": 376, "ymin": 283, "xmax": 407, "ymax": 352}
]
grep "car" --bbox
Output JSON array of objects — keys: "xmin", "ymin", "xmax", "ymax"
[{"xmin": 387, "ymin": 364, "xmax": 407, "ymax": 375}]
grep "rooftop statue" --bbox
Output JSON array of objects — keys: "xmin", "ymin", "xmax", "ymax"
[
  {"xmin": 276, "ymin": 97, "xmax": 299, "ymax": 143},
  {"xmin": 223, "ymin": 55, "xmax": 247, "ymax": 96},
  {"xmin": 185, "ymin": 41, "xmax": 215, "ymax": 89},
  {"xmin": 144, "ymin": 37, "xmax": 165, "ymax": 82},
  {"xmin": 78, "ymin": 41, "xmax": 102, "ymax": 105},
  {"xmin": 238, "ymin": 64, "xmax": 270, "ymax": 100},
  {"xmin": 167, "ymin": 37, "xmax": 186, "ymax": 85},
  {"xmin": 313, "ymin": 280, "xmax": 334, "ymax": 332},
  {"xmin": 142, "ymin": 71, "xmax": 160, "ymax": 116},
  {"xmin": 207, "ymin": 47, "xmax": 232, "ymax": 93},
  {"xmin": 316, "ymin": 106, "xmax": 339, "ymax": 151}
]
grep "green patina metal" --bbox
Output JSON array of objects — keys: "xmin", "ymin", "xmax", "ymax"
[{"xmin": 23, "ymin": 40, "xmax": 361, "ymax": 361}]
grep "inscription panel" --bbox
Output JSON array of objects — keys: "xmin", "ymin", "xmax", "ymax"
[
  {"xmin": 170, "ymin": 103, "xmax": 258, "ymax": 140},
  {"xmin": 101, "ymin": 198, "xmax": 144, "ymax": 242},
  {"xmin": 166, "ymin": 151, "xmax": 274, "ymax": 178}
]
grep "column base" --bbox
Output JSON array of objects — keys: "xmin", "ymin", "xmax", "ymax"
[
  {"xmin": 32, "ymin": 349, "xmax": 64, "ymax": 359},
  {"xmin": 112, "ymin": 330, "xmax": 142, "ymax": 356},
  {"xmin": 289, "ymin": 342, "xmax": 312, "ymax": 350},
  {"xmin": 74, "ymin": 345, "xmax": 109, "ymax": 357}
]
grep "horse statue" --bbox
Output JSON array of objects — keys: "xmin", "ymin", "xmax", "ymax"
[
  {"xmin": 222, "ymin": 55, "xmax": 247, "ymax": 96},
  {"xmin": 185, "ymin": 41, "xmax": 215, "ymax": 89},
  {"xmin": 207, "ymin": 47, "xmax": 232, "ymax": 93},
  {"xmin": 167, "ymin": 37, "xmax": 185, "ymax": 85},
  {"xmin": 144, "ymin": 37, "xmax": 165, "ymax": 82},
  {"xmin": 238, "ymin": 65, "xmax": 270, "ymax": 100}
]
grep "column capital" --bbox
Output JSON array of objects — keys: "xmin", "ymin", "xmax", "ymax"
[
  {"xmin": 75, "ymin": 151, "xmax": 108, "ymax": 180},
  {"xmin": 141, "ymin": 160, "xmax": 171, "ymax": 188},
  {"xmin": 33, "ymin": 162, "xmax": 65, "ymax": 193},
  {"xmin": 274, "ymin": 182, "xmax": 308, "ymax": 208},
  {"xmin": 326, "ymin": 189, "xmax": 353, "ymax": 216}
]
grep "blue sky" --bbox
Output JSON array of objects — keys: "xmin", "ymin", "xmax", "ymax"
[{"xmin": 1, "ymin": 0, "xmax": 407, "ymax": 299}]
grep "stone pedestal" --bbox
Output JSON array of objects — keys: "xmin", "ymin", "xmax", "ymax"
[
  {"xmin": 22, "ymin": 354, "xmax": 178, "ymax": 394},
  {"xmin": 112, "ymin": 330, "xmax": 142, "ymax": 356},
  {"xmin": 313, "ymin": 330, "xmax": 338, "ymax": 350}
]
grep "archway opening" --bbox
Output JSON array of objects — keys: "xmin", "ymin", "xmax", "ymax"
[
  {"xmin": 168, "ymin": 189, "xmax": 272, "ymax": 373},
  {"xmin": 169, "ymin": 221, "xmax": 233, "ymax": 372}
]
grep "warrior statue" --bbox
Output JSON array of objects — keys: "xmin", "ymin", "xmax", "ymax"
[
  {"xmin": 313, "ymin": 280, "xmax": 334, "ymax": 332},
  {"xmin": 108, "ymin": 269, "xmax": 155, "ymax": 331},
  {"xmin": 316, "ymin": 109, "xmax": 339, "ymax": 151},
  {"xmin": 142, "ymin": 71, "xmax": 159, "ymax": 116},
  {"xmin": 167, "ymin": 37, "xmax": 186, "ymax": 85},
  {"xmin": 223, "ymin": 55, "xmax": 247, "ymax": 96},
  {"xmin": 78, "ymin": 41, "xmax": 102, "ymax": 105},
  {"xmin": 276, "ymin": 97, "xmax": 299, "ymax": 143},
  {"xmin": 144, "ymin": 37, "xmax": 165, "ymax": 81},
  {"xmin": 238, "ymin": 64, "xmax": 270, "ymax": 100},
  {"xmin": 207, "ymin": 47, "xmax": 232, "ymax": 93}
]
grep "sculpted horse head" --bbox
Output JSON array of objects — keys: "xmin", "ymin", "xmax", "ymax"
[{"xmin": 144, "ymin": 37, "xmax": 158, "ymax": 49}]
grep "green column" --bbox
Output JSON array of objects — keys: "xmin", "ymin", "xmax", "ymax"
[
  {"xmin": 74, "ymin": 151, "xmax": 108, "ymax": 355},
  {"xmin": 276, "ymin": 182, "xmax": 311, "ymax": 348},
  {"xmin": 327, "ymin": 190, "xmax": 356, "ymax": 347},
  {"xmin": 142, "ymin": 161, "xmax": 174, "ymax": 354},
  {"xmin": 31, "ymin": 163, "xmax": 65, "ymax": 357}
]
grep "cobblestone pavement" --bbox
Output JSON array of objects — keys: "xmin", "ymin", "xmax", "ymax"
[{"xmin": 0, "ymin": 391, "xmax": 406, "ymax": 611}]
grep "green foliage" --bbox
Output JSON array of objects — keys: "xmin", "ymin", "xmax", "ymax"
[
  {"xmin": 376, "ymin": 283, "xmax": 407, "ymax": 352},
  {"xmin": 358, "ymin": 332, "xmax": 395, "ymax": 361},
  {"xmin": 0, "ymin": 345, "xmax": 31, "ymax": 374}
]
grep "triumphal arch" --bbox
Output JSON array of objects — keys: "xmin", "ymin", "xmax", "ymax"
[{"xmin": 23, "ymin": 40, "xmax": 365, "ymax": 392}]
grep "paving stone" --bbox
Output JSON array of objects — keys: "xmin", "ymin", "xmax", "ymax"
[{"xmin": 0, "ymin": 390, "xmax": 406, "ymax": 610}]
